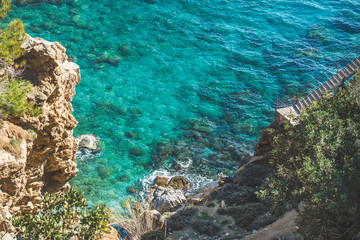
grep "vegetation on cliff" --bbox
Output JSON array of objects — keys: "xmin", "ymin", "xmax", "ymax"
[
  {"xmin": 259, "ymin": 74, "xmax": 360, "ymax": 239},
  {"xmin": 12, "ymin": 188, "xmax": 111, "ymax": 240},
  {"xmin": 0, "ymin": 0, "xmax": 40, "ymax": 119}
]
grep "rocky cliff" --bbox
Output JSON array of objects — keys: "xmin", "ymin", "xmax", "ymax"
[{"xmin": 0, "ymin": 36, "xmax": 80, "ymax": 232}]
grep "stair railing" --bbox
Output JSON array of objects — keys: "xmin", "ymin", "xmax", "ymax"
[{"xmin": 275, "ymin": 43, "xmax": 360, "ymax": 113}]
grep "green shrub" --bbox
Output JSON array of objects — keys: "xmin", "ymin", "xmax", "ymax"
[
  {"xmin": 0, "ymin": 0, "xmax": 11, "ymax": 19},
  {"xmin": 27, "ymin": 128, "xmax": 37, "ymax": 137},
  {"xmin": 0, "ymin": 78, "xmax": 41, "ymax": 118},
  {"xmin": 11, "ymin": 188, "xmax": 111, "ymax": 240},
  {"xmin": 0, "ymin": 0, "xmax": 26, "ymax": 67},
  {"xmin": 0, "ymin": 0, "xmax": 42, "ymax": 119},
  {"xmin": 217, "ymin": 202, "xmax": 267, "ymax": 229},
  {"xmin": 10, "ymin": 138, "xmax": 18, "ymax": 148},
  {"xmin": 258, "ymin": 74, "xmax": 360, "ymax": 239}
]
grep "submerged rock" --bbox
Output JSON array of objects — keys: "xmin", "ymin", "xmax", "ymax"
[
  {"xmin": 127, "ymin": 185, "xmax": 141, "ymax": 194},
  {"xmin": 129, "ymin": 147, "xmax": 144, "ymax": 156},
  {"xmin": 97, "ymin": 164, "xmax": 113, "ymax": 179},
  {"xmin": 76, "ymin": 134, "xmax": 101, "ymax": 152},
  {"xmin": 192, "ymin": 118, "xmax": 217, "ymax": 133},
  {"xmin": 125, "ymin": 131, "xmax": 141, "ymax": 140},
  {"xmin": 119, "ymin": 174, "xmax": 130, "ymax": 182}
]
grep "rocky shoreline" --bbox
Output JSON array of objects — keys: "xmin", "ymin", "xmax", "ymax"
[
  {"xmin": 73, "ymin": 117, "xmax": 298, "ymax": 240},
  {"xmin": 135, "ymin": 120, "xmax": 301, "ymax": 240}
]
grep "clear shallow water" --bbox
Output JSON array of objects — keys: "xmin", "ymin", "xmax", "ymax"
[{"xmin": 11, "ymin": 0, "xmax": 360, "ymax": 209}]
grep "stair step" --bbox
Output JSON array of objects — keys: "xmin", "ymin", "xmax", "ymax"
[
  {"xmin": 343, "ymin": 69, "xmax": 350, "ymax": 79},
  {"xmin": 348, "ymin": 63, "xmax": 356, "ymax": 72},
  {"xmin": 320, "ymin": 85, "xmax": 328, "ymax": 93},
  {"xmin": 325, "ymin": 80, "xmax": 334, "ymax": 88},
  {"xmin": 334, "ymin": 74, "xmax": 342, "ymax": 82},
  {"xmin": 313, "ymin": 89, "xmax": 321, "ymax": 98},
  {"xmin": 310, "ymin": 92, "xmax": 318, "ymax": 101},
  {"xmin": 352, "ymin": 60, "xmax": 360, "ymax": 67},
  {"xmin": 350, "ymin": 61, "xmax": 358, "ymax": 69},
  {"xmin": 330, "ymin": 77, "xmax": 338, "ymax": 86},
  {"xmin": 355, "ymin": 58, "xmax": 360, "ymax": 66},
  {"xmin": 316, "ymin": 87, "xmax": 325, "ymax": 97},
  {"xmin": 344, "ymin": 67, "xmax": 352, "ymax": 76},
  {"xmin": 302, "ymin": 99, "xmax": 309, "ymax": 108},
  {"xmin": 352, "ymin": 60, "xmax": 359, "ymax": 68},
  {"xmin": 339, "ymin": 70, "xmax": 346, "ymax": 79},
  {"xmin": 331, "ymin": 78, "xmax": 341, "ymax": 88},
  {"xmin": 305, "ymin": 96, "xmax": 313, "ymax": 105},
  {"xmin": 299, "ymin": 101, "xmax": 306, "ymax": 109},
  {"xmin": 323, "ymin": 83, "xmax": 330, "ymax": 91}
]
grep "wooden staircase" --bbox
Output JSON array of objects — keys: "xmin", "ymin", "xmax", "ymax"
[{"xmin": 275, "ymin": 45, "xmax": 360, "ymax": 124}]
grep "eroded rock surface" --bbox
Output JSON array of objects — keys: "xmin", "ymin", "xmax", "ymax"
[
  {"xmin": 0, "ymin": 36, "xmax": 80, "ymax": 232},
  {"xmin": 151, "ymin": 186, "xmax": 187, "ymax": 213}
]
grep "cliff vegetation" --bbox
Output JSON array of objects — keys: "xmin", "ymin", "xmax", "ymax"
[
  {"xmin": 0, "ymin": 0, "xmax": 40, "ymax": 119},
  {"xmin": 259, "ymin": 74, "xmax": 360, "ymax": 240}
]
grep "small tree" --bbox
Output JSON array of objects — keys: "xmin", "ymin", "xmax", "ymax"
[
  {"xmin": 0, "ymin": 0, "xmax": 26, "ymax": 77},
  {"xmin": 12, "ymin": 188, "xmax": 111, "ymax": 240}
]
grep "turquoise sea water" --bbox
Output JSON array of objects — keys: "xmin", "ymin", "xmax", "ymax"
[{"xmin": 11, "ymin": 0, "xmax": 360, "ymax": 209}]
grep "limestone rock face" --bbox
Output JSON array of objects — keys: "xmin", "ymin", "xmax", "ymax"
[
  {"xmin": 0, "ymin": 121, "xmax": 34, "ymax": 232},
  {"xmin": 0, "ymin": 36, "xmax": 80, "ymax": 231}
]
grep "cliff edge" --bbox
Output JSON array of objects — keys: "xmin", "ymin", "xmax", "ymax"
[{"xmin": 0, "ymin": 36, "xmax": 80, "ymax": 232}]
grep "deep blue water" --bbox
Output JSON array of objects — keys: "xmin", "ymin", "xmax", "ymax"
[{"xmin": 11, "ymin": 0, "xmax": 360, "ymax": 209}]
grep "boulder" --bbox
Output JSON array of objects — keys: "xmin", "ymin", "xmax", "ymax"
[
  {"xmin": 151, "ymin": 176, "xmax": 190, "ymax": 191},
  {"xmin": 186, "ymin": 181, "xmax": 218, "ymax": 205},
  {"xmin": 151, "ymin": 187, "xmax": 186, "ymax": 213},
  {"xmin": 75, "ymin": 134, "xmax": 101, "ymax": 151},
  {"xmin": 233, "ymin": 163, "xmax": 268, "ymax": 187},
  {"xmin": 153, "ymin": 176, "xmax": 169, "ymax": 188},
  {"xmin": 168, "ymin": 176, "xmax": 190, "ymax": 191}
]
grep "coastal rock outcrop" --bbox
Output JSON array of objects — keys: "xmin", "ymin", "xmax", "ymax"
[
  {"xmin": 75, "ymin": 134, "xmax": 101, "ymax": 152},
  {"xmin": 149, "ymin": 176, "xmax": 190, "ymax": 213},
  {"xmin": 0, "ymin": 36, "xmax": 80, "ymax": 232}
]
